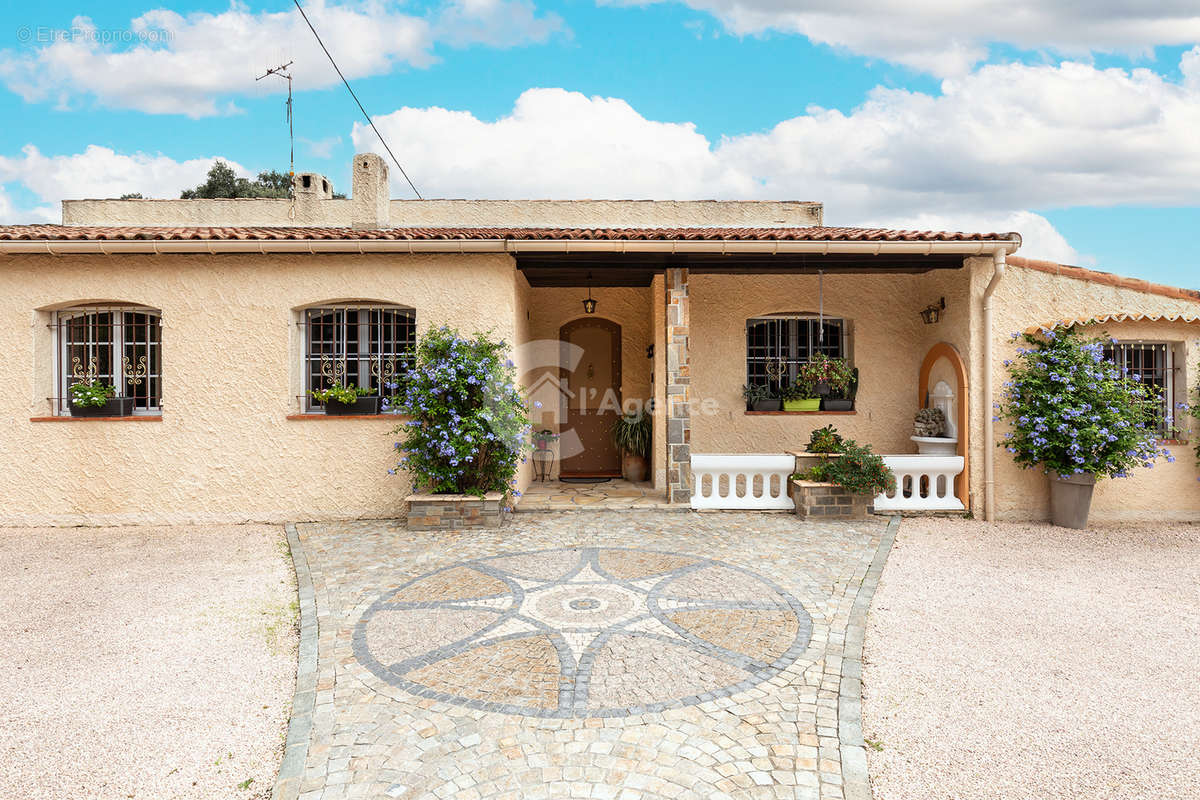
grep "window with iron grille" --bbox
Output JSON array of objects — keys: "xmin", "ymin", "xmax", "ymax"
[
  {"xmin": 53, "ymin": 306, "xmax": 162, "ymax": 415},
  {"xmin": 302, "ymin": 305, "xmax": 416, "ymax": 412},
  {"xmin": 746, "ymin": 315, "xmax": 847, "ymax": 393},
  {"xmin": 1103, "ymin": 341, "xmax": 1176, "ymax": 438}
]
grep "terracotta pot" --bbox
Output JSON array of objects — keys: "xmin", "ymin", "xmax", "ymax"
[{"xmin": 622, "ymin": 453, "xmax": 648, "ymax": 483}]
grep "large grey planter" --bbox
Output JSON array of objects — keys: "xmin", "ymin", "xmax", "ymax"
[{"xmin": 1050, "ymin": 472, "xmax": 1096, "ymax": 529}]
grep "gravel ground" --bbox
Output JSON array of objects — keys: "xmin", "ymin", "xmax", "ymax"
[
  {"xmin": 0, "ymin": 525, "xmax": 298, "ymax": 800},
  {"xmin": 862, "ymin": 518, "xmax": 1200, "ymax": 800}
]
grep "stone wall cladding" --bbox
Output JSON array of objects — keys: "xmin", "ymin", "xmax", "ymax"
[
  {"xmin": 665, "ymin": 268, "xmax": 691, "ymax": 503},
  {"xmin": 406, "ymin": 493, "xmax": 511, "ymax": 530},
  {"xmin": 792, "ymin": 480, "xmax": 872, "ymax": 520}
]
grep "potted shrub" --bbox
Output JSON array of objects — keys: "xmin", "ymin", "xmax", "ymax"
[
  {"xmin": 790, "ymin": 438, "xmax": 893, "ymax": 519},
  {"xmin": 392, "ymin": 326, "xmax": 530, "ymax": 529},
  {"xmin": 532, "ymin": 429, "xmax": 559, "ymax": 451},
  {"xmin": 312, "ymin": 382, "xmax": 381, "ymax": 415},
  {"xmin": 743, "ymin": 383, "xmax": 780, "ymax": 412},
  {"xmin": 69, "ymin": 379, "xmax": 135, "ymax": 417},
  {"xmin": 997, "ymin": 325, "xmax": 1170, "ymax": 529},
  {"xmin": 782, "ymin": 375, "xmax": 820, "ymax": 412},
  {"xmin": 612, "ymin": 411, "xmax": 651, "ymax": 483},
  {"xmin": 806, "ymin": 424, "xmax": 844, "ymax": 454},
  {"xmin": 823, "ymin": 364, "xmax": 858, "ymax": 411}
]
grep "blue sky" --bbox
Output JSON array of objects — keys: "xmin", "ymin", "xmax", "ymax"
[{"xmin": 1, "ymin": 0, "xmax": 1197, "ymax": 287}]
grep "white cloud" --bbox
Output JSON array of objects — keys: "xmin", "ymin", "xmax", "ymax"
[
  {"xmin": 353, "ymin": 52, "xmax": 1200, "ymax": 261},
  {"xmin": 0, "ymin": 1, "xmax": 564, "ymax": 117},
  {"xmin": 610, "ymin": 0, "xmax": 1200, "ymax": 76},
  {"xmin": 300, "ymin": 135, "xmax": 344, "ymax": 160},
  {"xmin": 0, "ymin": 145, "xmax": 247, "ymax": 203}
]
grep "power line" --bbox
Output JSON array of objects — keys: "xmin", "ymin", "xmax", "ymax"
[{"xmin": 291, "ymin": 0, "xmax": 422, "ymax": 200}]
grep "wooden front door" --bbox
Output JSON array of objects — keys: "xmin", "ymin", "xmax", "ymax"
[{"xmin": 560, "ymin": 318, "xmax": 622, "ymax": 477}]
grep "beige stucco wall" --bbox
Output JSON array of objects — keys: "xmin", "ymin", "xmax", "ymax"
[
  {"xmin": 977, "ymin": 262, "xmax": 1200, "ymax": 521},
  {"xmin": 0, "ymin": 251, "xmax": 525, "ymax": 526},
  {"xmin": 688, "ymin": 269, "xmax": 974, "ymax": 462},
  {"xmin": 63, "ymin": 197, "xmax": 823, "ymax": 229},
  {"xmin": 521, "ymin": 286, "xmax": 654, "ymax": 479}
]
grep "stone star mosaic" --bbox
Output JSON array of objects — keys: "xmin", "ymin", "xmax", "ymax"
[
  {"xmin": 353, "ymin": 547, "xmax": 812, "ymax": 718},
  {"xmin": 277, "ymin": 513, "xmax": 894, "ymax": 800}
]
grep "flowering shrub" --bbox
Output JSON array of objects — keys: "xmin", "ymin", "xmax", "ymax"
[
  {"xmin": 997, "ymin": 325, "xmax": 1170, "ymax": 479},
  {"xmin": 793, "ymin": 439, "xmax": 895, "ymax": 496},
  {"xmin": 795, "ymin": 354, "xmax": 855, "ymax": 397},
  {"xmin": 312, "ymin": 382, "xmax": 372, "ymax": 404},
  {"xmin": 70, "ymin": 379, "xmax": 115, "ymax": 408},
  {"xmin": 1188, "ymin": 359, "xmax": 1200, "ymax": 469},
  {"xmin": 391, "ymin": 326, "xmax": 530, "ymax": 496}
]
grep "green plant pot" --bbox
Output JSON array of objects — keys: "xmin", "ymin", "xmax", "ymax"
[{"xmin": 783, "ymin": 398, "xmax": 821, "ymax": 412}]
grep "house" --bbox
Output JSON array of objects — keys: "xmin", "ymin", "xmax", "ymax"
[{"xmin": 0, "ymin": 153, "xmax": 1195, "ymax": 525}]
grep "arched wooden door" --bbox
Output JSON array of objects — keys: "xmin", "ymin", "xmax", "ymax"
[{"xmin": 560, "ymin": 317, "xmax": 622, "ymax": 477}]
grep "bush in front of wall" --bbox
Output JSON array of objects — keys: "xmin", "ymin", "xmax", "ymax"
[
  {"xmin": 805, "ymin": 424, "xmax": 844, "ymax": 454},
  {"xmin": 392, "ymin": 326, "xmax": 530, "ymax": 497},
  {"xmin": 996, "ymin": 325, "xmax": 1168, "ymax": 479},
  {"xmin": 70, "ymin": 379, "xmax": 116, "ymax": 408},
  {"xmin": 795, "ymin": 440, "xmax": 895, "ymax": 496}
]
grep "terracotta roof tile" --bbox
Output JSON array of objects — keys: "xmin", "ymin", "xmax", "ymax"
[
  {"xmin": 0, "ymin": 224, "xmax": 1014, "ymax": 243},
  {"xmin": 1023, "ymin": 312, "xmax": 1200, "ymax": 335},
  {"xmin": 1008, "ymin": 256, "xmax": 1200, "ymax": 305}
]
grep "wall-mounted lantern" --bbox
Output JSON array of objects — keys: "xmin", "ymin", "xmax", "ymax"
[
  {"xmin": 582, "ymin": 273, "xmax": 598, "ymax": 315},
  {"xmin": 920, "ymin": 297, "xmax": 946, "ymax": 325}
]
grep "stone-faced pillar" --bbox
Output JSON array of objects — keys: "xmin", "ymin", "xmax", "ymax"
[{"xmin": 665, "ymin": 267, "xmax": 691, "ymax": 503}]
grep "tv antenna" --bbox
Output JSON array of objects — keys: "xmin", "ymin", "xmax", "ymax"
[{"xmin": 257, "ymin": 61, "xmax": 295, "ymax": 179}]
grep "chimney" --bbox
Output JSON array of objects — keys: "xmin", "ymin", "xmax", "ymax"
[
  {"xmin": 291, "ymin": 171, "xmax": 333, "ymax": 225},
  {"xmin": 351, "ymin": 153, "xmax": 390, "ymax": 229}
]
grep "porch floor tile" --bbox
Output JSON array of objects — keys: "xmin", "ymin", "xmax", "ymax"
[{"xmin": 517, "ymin": 478, "xmax": 676, "ymax": 511}]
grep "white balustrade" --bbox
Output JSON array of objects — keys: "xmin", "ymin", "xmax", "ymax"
[
  {"xmin": 690, "ymin": 454, "xmax": 796, "ymax": 510},
  {"xmin": 874, "ymin": 455, "xmax": 965, "ymax": 511}
]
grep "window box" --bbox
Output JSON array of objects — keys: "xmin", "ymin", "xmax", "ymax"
[
  {"xmin": 821, "ymin": 399, "xmax": 854, "ymax": 411},
  {"xmin": 69, "ymin": 396, "xmax": 136, "ymax": 418},
  {"xmin": 322, "ymin": 396, "xmax": 383, "ymax": 416},
  {"xmin": 749, "ymin": 399, "xmax": 781, "ymax": 412},
  {"xmin": 783, "ymin": 398, "xmax": 821, "ymax": 411}
]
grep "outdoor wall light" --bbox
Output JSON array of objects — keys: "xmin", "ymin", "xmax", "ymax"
[
  {"xmin": 582, "ymin": 273, "xmax": 598, "ymax": 314},
  {"xmin": 920, "ymin": 297, "xmax": 946, "ymax": 325}
]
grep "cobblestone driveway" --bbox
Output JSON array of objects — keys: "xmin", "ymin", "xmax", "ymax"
[{"xmin": 278, "ymin": 512, "xmax": 895, "ymax": 800}]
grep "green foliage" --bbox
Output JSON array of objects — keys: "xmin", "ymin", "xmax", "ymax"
[
  {"xmin": 612, "ymin": 411, "xmax": 651, "ymax": 458},
  {"xmin": 795, "ymin": 353, "xmax": 855, "ymax": 397},
  {"xmin": 70, "ymin": 379, "xmax": 115, "ymax": 408},
  {"xmin": 311, "ymin": 383, "xmax": 372, "ymax": 404},
  {"xmin": 793, "ymin": 440, "xmax": 895, "ymax": 496},
  {"xmin": 742, "ymin": 383, "xmax": 772, "ymax": 404},
  {"xmin": 118, "ymin": 192, "xmax": 144, "ymax": 199},
  {"xmin": 997, "ymin": 325, "xmax": 1170, "ymax": 479},
  {"xmin": 392, "ymin": 326, "xmax": 530, "ymax": 497},
  {"xmin": 1189, "ymin": 361, "xmax": 1200, "ymax": 468},
  {"xmin": 532, "ymin": 429, "xmax": 559, "ymax": 445},
  {"xmin": 181, "ymin": 161, "xmax": 292, "ymax": 199},
  {"xmin": 805, "ymin": 424, "xmax": 844, "ymax": 454}
]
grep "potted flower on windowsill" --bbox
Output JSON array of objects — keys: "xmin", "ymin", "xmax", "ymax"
[
  {"xmin": 997, "ymin": 325, "xmax": 1171, "ymax": 529},
  {"xmin": 69, "ymin": 379, "xmax": 135, "ymax": 417},
  {"xmin": 312, "ymin": 383, "xmax": 382, "ymax": 415},
  {"xmin": 743, "ymin": 383, "xmax": 780, "ymax": 412},
  {"xmin": 612, "ymin": 411, "xmax": 651, "ymax": 483},
  {"xmin": 796, "ymin": 354, "xmax": 856, "ymax": 411}
]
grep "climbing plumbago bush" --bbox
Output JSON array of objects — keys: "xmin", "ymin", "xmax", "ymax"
[
  {"xmin": 997, "ymin": 325, "xmax": 1171, "ymax": 479},
  {"xmin": 392, "ymin": 326, "xmax": 530, "ymax": 496}
]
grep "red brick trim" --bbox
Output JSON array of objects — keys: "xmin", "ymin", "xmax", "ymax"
[
  {"xmin": 286, "ymin": 414, "xmax": 401, "ymax": 420},
  {"xmin": 1008, "ymin": 256, "xmax": 1200, "ymax": 304},
  {"xmin": 30, "ymin": 415, "xmax": 162, "ymax": 422},
  {"xmin": 744, "ymin": 411, "xmax": 857, "ymax": 416}
]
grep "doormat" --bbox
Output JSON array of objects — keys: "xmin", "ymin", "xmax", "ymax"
[{"xmin": 558, "ymin": 477, "xmax": 613, "ymax": 484}]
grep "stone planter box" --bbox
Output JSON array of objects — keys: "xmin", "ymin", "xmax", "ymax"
[
  {"xmin": 406, "ymin": 492, "xmax": 510, "ymax": 530},
  {"xmin": 790, "ymin": 479, "xmax": 872, "ymax": 520}
]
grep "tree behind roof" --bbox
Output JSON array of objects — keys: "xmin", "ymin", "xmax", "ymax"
[{"xmin": 180, "ymin": 161, "xmax": 292, "ymax": 199}]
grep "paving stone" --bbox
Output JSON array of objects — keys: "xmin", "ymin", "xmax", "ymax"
[{"xmin": 282, "ymin": 512, "xmax": 895, "ymax": 799}]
